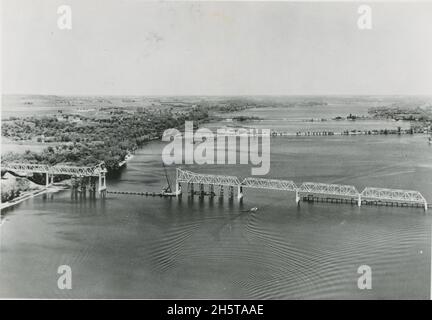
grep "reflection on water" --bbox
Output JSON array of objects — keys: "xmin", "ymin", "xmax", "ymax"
[{"xmin": 1, "ymin": 135, "xmax": 431, "ymax": 299}]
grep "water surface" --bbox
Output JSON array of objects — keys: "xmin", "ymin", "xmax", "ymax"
[{"xmin": 1, "ymin": 134, "xmax": 431, "ymax": 299}]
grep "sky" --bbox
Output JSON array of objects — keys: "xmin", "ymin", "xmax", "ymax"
[{"xmin": 2, "ymin": 0, "xmax": 432, "ymax": 95}]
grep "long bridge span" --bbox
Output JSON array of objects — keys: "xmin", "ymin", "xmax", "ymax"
[
  {"xmin": 2, "ymin": 162, "xmax": 107, "ymax": 194},
  {"xmin": 175, "ymin": 168, "xmax": 428, "ymax": 211},
  {"xmin": 1, "ymin": 163, "xmax": 428, "ymax": 211}
]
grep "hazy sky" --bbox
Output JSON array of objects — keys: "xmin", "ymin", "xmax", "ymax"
[{"xmin": 2, "ymin": 0, "xmax": 432, "ymax": 95}]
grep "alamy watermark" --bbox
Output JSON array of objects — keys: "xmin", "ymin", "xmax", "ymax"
[
  {"xmin": 357, "ymin": 4, "xmax": 372, "ymax": 30},
  {"xmin": 357, "ymin": 264, "xmax": 372, "ymax": 290},
  {"xmin": 57, "ymin": 5, "xmax": 72, "ymax": 30},
  {"xmin": 57, "ymin": 265, "xmax": 72, "ymax": 290},
  {"xmin": 161, "ymin": 121, "xmax": 270, "ymax": 175}
]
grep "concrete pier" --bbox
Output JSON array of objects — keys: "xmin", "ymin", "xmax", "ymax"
[
  {"xmin": 228, "ymin": 186, "xmax": 234, "ymax": 199},
  {"xmin": 237, "ymin": 185, "xmax": 243, "ymax": 201}
]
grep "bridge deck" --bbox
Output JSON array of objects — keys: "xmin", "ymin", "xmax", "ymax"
[
  {"xmin": 299, "ymin": 182, "xmax": 360, "ymax": 198},
  {"xmin": 241, "ymin": 177, "xmax": 297, "ymax": 191},
  {"xmin": 361, "ymin": 187, "xmax": 426, "ymax": 204},
  {"xmin": 175, "ymin": 169, "xmax": 427, "ymax": 210},
  {"xmin": 176, "ymin": 169, "xmax": 240, "ymax": 186},
  {"xmin": 2, "ymin": 162, "xmax": 106, "ymax": 176}
]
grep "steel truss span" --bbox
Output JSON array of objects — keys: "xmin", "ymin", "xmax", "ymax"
[
  {"xmin": 176, "ymin": 168, "xmax": 195, "ymax": 183},
  {"xmin": 2, "ymin": 162, "xmax": 106, "ymax": 176},
  {"xmin": 361, "ymin": 187, "xmax": 426, "ymax": 204},
  {"xmin": 241, "ymin": 177, "xmax": 297, "ymax": 191},
  {"xmin": 176, "ymin": 168, "xmax": 240, "ymax": 186},
  {"xmin": 299, "ymin": 182, "xmax": 360, "ymax": 197}
]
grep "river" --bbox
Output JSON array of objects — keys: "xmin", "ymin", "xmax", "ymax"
[{"xmin": 1, "ymin": 100, "xmax": 432, "ymax": 299}]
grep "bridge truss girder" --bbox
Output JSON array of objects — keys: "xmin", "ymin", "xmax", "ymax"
[
  {"xmin": 176, "ymin": 168, "xmax": 240, "ymax": 186},
  {"xmin": 176, "ymin": 168, "xmax": 195, "ymax": 183},
  {"xmin": 299, "ymin": 182, "xmax": 360, "ymax": 198},
  {"xmin": 241, "ymin": 177, "xmax": 297, "ymax": 192},
  {"xmin": 361, "ymin": 187, "xmax": 426, "ymax": 204},
  {"xmin": 2, "ymin": 162, "xmax": 106, "ymax": 177}
]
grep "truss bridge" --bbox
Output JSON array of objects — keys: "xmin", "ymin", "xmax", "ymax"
[
  {"xmin": 175, "ymin": 168, "xmax": 428, "ymax": 210},
  {"xmin": 2, "ymin": 162, "xmax": 107, "ymax": 194}
]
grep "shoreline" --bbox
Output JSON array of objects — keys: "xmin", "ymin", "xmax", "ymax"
[
  {"xmin": 118, "ymin": 153, "xmax": 134, "ymax": 167},
  {"xmin": 0, "ymin": 184, "xmax": 68, "ymax": 211}
]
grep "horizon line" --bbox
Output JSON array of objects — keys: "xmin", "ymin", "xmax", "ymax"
[{"xmin": 2, "ymin": 93, "xmax": 432, "ymax": 97}]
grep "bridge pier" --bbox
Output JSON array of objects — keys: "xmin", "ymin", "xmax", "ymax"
[
  {"xmin": 45, "ymin": 173, "xmax": 50, "ymax": 187},
  {"xmin": 199, "ymin": 184, "xmax": 205, "ymax": 197},
  {"xmin": 358, "ymin": 194, "xmax": 362, "ymax": 207},
  {"xmin": 219, "ymin": 185, "xmax": 224, "ymax": 197},
  {"xmin": 89, "ymin": 177, "xmax": 96, "ymax": 194},
  {"xmin": 425, "ymin": 202, "xmax": 428, "ymax": 211},
  {"xmin": 188, "ymin": 183, "xmax": 194, "ymax": 196},
  {"xmin": 237, "ymin": 185, "xmax": 243, "ymax": 201},
  {"xmin": 71, "ymin": 176, "xmax": 79, "ymax": 191},
  {"xmin": 45, "ymin": 173, "xmax": 55, "ymax": 187},
  {"xmin": 229, "ymin": 186, "xmax": 234, "ymax": 199},
  {"xmin": 175, "ymin": 181, "xmax": 182, "ymax": 196},
  {"xmin": 98, "ymin": 173, "xmax": 107, "ymax": 196},
  {"xmin": 295, "ymin": 190, "xmax": 300, "ymax": 205},
  {"xmin": 209, "ymin": 185, "xmax": 215, "ymax": 197},
  {"xmin": 80, "ymin": 179, "xmax": 87, "ymax": 194}
]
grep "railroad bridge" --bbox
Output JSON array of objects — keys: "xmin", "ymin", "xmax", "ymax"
[
  {"xmin": 1, "ymin": 163, "xmax": 428, "ymax": 210},
  {"xmin": 175, "ymin": 168, "xmax": 428, "ymax": 211},
  {"xmin": 1, "ymin": 162, "xmax": 107, "ymax": 195}
]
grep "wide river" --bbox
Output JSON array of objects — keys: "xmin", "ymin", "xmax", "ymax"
[{"xmin": 1, "ymin": 103, "xmax": 432, "ymax": 299}]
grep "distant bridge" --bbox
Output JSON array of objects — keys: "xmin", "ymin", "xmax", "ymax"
[
  {"xmin": 176, "ymin": 168, "xmax": 428, "ymax": 211},
  {"xmin": 1, "ymin": 162, "xmax": 107, "ymax": 194}
]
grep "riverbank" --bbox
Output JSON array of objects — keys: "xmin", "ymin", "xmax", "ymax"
[
  {"xmin": 118, "ymin": 153, "xmax": 134, "ymax": 167},
  {"xmin": 0, "ymin": 184, "xmax": 68, "ymax": 211}
]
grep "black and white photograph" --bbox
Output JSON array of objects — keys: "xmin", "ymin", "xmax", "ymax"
[{"xmin": 1, "ymin": 0, "xmax": 432, "ymax": 304}]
